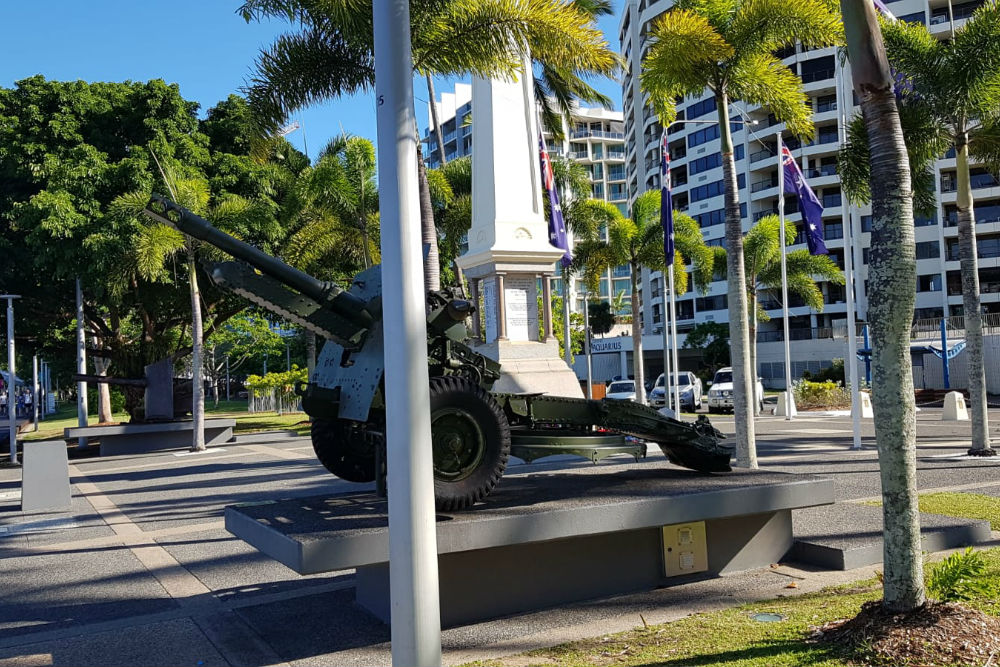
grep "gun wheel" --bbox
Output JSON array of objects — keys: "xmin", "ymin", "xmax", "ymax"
[
  {"xmin": 430, "ymin": 376, "xmax": 510, "ymax": 512},
  {"xmin": 311, "ymin": 418, "xmax": 378, "ymax": 483}
]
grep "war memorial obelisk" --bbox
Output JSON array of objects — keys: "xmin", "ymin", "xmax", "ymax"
[{"xmin": 457, "ymin": 62, "xmax": 584, "ymax": 397}]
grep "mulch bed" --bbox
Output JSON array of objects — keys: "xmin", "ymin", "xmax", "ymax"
[{"xmin": 812, "ymin": 600, "xmax": 1000, "ymax": 666}]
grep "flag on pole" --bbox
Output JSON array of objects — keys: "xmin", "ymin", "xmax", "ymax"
[
  {"xmin": 780, "ymin": 145, "xmax": 828, "ymax": 255},
  {"xmin": 539, "ymin": 133, "xmax": 571, "ymax": 266},
  {"xmin": 660, "ymin": 133, "xmax": 674, "ymax": 261},
  {"xmin": 275, "ymin": 120, "xmax": 301, "ymax": 138},
  {"xmin": 872, "ymin": 0, "xmax": 897, "ymax": 20}
]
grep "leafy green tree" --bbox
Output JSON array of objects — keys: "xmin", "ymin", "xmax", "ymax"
[
  {"xmin": 840, "ymin": 8, "xmax": 1000, "ymax": 456},
  {"xmin": 640, "ymin": 0, "xmax": 842, "ymax": 466},
  {"xmin": 206, "ymin": 312, "xmax": 288, "ymax": 401},
  {"xmin": 238, "ymin": 0, "xmax": 618, "ymax": 291},
  {"xmin": 732, "ymin": 215, "xmax": 844, "ymax": 387},
  {"xmin": 587, "ymin": 301, "xmax": 615, "ymax": 336},
  {"xmin": 573, "ymin": 191, "xmax": 715, "ymax": 404},
  {"xmin": 682, "ymin": 321, "xmax": 731, "ymax": 380},
  {"xmin": 841, "ymin": 0, "xmax": 924, "ymax": 613}
]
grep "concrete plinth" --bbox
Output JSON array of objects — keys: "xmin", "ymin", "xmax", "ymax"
[
  {"xmin": 943, "ymin": 391, "xmax": 969, "ymax": 421},
  {"xmin": 476, "ymin": 339, "xmax": 584, "ymax": 396},
  {"xmin": 856, "ymin": 391, "xmax": 873, "ymax": 418},
  {"xmin": 20, "ymin": 440, "xmax": 71, "ymax": 513},
  {"xmin": 64, "ymin": 418, "xmax": 236, "ymax": 456},
  {"xmin": 226, "ymin": 462, "xmax": 834, "ymax": 627},
  {"xmin": 775, "ymin": 392, "xmax": 798, "ymax": 417}
]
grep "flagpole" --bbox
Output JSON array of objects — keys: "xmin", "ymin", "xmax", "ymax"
[
  {"xmin": 669, "ymin": 263, "xmax": 681, "ymax": 415},
  {"xmin": 837, "ymin": 60, "xmax": 864, "ymax": 450},
  {"xmin": 661, "ymin": 276, "xmax": 672, "ymax": 413},
  {"xmin": 776, "ymin": 136, "xmax": 793, "ymax": 420}
]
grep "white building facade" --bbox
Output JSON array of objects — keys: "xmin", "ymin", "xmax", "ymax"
[{"xmin": 615, "ymin": 0, "xmax": 1000, "ymax": 389}]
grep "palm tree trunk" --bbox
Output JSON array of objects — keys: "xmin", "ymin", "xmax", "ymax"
[
  {"xmin": 188, "ymin": 250, "xmax": 206, "ymax": 451},
  {"xmin": 956, "ymin": 133, "xmax": 994, "ymax": 455},
  {"xmin": 842, "ymin": 0, "xmax": 925, "ymax": 613},
  {"xmin": 91, "ymin": 334, "xmax": 114, "ymax": 423},
  {"xmin": 426, "ymin": 74, "xmax": 448, "ymax": 167},
  {"xmin": 416, "ymin": 141, "xmax": 440, "ymax": 292},
  {"xmin": 716, "ymin": 92, "xmax": 757, "ymax": 468},
  {"xmin": 631, "ymin": 266, "xmax": 645, "ymax": 404},
  {"xmin": 748, "ymin": 290, "xmax": 759, "ymax": 415},
  {"xmin": 211, "ymin": 346, "xmax": 219, "ymax": 408}
]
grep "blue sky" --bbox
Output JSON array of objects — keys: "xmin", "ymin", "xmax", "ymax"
[{"xmin": 0, "ymin": 1, "xmax": 624, "ymax": 160}]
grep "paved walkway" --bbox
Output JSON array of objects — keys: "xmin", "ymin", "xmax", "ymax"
[{"xmin": 0, "ymin": 410, "xmax": 998, "ymax": 666}]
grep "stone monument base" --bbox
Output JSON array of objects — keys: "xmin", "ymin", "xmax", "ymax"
[{"xmin": 475, "ymin": 339, "xmax": 583, "ymax": 397}]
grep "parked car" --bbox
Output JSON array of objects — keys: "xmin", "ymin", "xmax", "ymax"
[
  {"xmin": 648, "ymin": 372, "xmax": 703, "ymax": 412},
  {"xmin": 605, "ymin": 380, "xmax": 637, "ymax": 401},
  {"xmin": 706, "ymin": 367, "xmax": 764, "ymax": 413}
]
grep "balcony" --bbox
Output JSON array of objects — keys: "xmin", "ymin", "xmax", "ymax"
[
  {"xmin": 801, "ymin": 68, "xmax": 835, "ymax": 84},
  {"xmin": 754, "ymin": 207, "xmax": 779, "ymax": 221},
  {"xmin": 606, "ymin": 151, "xmax": 626, "ymax": 160},
  {"xmin": 815, "ymin": 99, "xmax": 838, "ymax": 113},
  {"xmin": 750, "ymin": 148, "xmax": 775, "ymax": 163},
  {"xmin": 751, "ymin": 178, "xmax": 779, "ymax": 193}
]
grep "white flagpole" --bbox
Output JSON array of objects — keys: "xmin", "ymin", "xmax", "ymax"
[
  {"xmin": 661, "ymin": 275, "xmax": 672, "ymax": 412},
  {"xmin": 372, "ymin": 0, "xmax": 442, "ymax": 663},
  {"xmin": 669, "ymin": 264, "xmax": 681, "ymax": 415},
  {"xmin": 837, "ymin": 63, "xmax": 864, "ymax": 449},
  {"xmin": 776, "ymin": 137, "xmax": 793, "ymax": 420}
]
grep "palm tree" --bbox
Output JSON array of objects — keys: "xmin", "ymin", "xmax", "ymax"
[
  {"xmin": 238, "ymin": 0, "xmax": 618, "ymax": 292},
  {"xmin": 312, "ymin": 135, "xmax": 380, "ymax": 269},
  {"xmin": 574, "ymin": 191, "xmax": 715, "ymax": 404},
  {"xmin": 840, "ymin": 7, "xmax": 1000, "ymax": 457},
  {"xmin": 841, "ymin": 0, "xmax": 925, "ymax": 613},
  {"xmin": 117, "ymin": 172, "xmax": 263, "ymax": 451},
  {"xmin": 738, "ymin": 215, "xmax": 845, "ymax": 395},
  {"xmin": 640, "ymin": 0, "xmax": 842, "ymax": 467}
]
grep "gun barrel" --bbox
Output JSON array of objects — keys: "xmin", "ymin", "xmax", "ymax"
[{"xmin": 145, "ymin": 195, "xmax": 373, "ymax": 330}]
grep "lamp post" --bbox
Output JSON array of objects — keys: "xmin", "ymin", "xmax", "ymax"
[
  {"xmin": 75, "ymin": 279, "xmax": 89, "ymax": 448},
  {"xmin": 2, "ymin": 295, "xmax": 21, "ymax": 464},
  {"xmin": 32, "ymin": 355, "xmax": 38, "ymax": 432}
]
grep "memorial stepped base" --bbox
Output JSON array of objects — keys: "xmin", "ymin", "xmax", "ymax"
[{"xmin": 226, "ymin": 461, "xmax": 834, "ymax": 627}]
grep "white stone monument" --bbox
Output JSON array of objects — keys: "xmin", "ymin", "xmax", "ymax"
[{"xmin": 457, "ymin": 61, "xmax": 583, "ymax": 397}]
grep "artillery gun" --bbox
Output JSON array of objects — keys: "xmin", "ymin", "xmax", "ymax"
[{"xmin": 144, "ymin": 196, "xmax": 733, "ymax": 510}]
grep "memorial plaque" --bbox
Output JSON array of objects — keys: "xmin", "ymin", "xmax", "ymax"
[
  {"xmin": 482, "ymin": 279, "xmax": 498, "ymax": 342},
  {"xmin": 504, "ymin": 275, "xmax": 538, "ymax": 341}
]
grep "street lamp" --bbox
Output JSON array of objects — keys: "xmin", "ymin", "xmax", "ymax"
[{"xmin": 2, "ymin": 295, "xmax": 21, "ymax": 464}]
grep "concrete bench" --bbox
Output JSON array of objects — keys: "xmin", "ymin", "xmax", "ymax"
[
  {"xmin": 227, "ymin": 462, "xmax": 835, "ymax": 627},
  {"xmin": 65, "ymin": 419, "xmax": 236, "ymax": 456}
]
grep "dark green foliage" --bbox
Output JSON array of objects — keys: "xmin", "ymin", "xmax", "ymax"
[
  {"xmin": 683, "ymin": 322, "xmax": 731, "ymax": 381},
  {"xmin": 587, "ymin": 301, "xmax": 615, "ymax": 336},
  {"xmin": 927, "ymin": 548, "xmax": 991, "ymax": 602},
  {"xmin": 802, "ymin": 358, "xmax": 846, "ymax": 384}
]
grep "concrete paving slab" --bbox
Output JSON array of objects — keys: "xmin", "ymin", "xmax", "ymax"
[
  {"xmin": 0, "ymin": 547, "xmax": 177, "ymax": 640},
  {"xmin": 0, "ymin": 617, "xmax": 226, "ymax": 667},
  {"xmin": 789, "ymin": 503, "xmax": 991, "ymax": 569}
]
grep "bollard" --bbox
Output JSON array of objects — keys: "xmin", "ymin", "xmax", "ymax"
[
  {"xmin": 942, "ymin": 391, "xmax": 968, "ymax": 421},
  {"xmin": 856, "ymin": 391, "xmax": 874, "ymax": 418},
  {"xmin": 774, "ymin": 391, "xmax": 797, "ymax": 417}
]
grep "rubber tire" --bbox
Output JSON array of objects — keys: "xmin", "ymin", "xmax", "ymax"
[
  {"xmin": 311, "ymin": 418, "xmax": 377, "ymax": 483},
  {"xmin": 429, "ymin": 376, "xmax": 510, "ymax": 512}
]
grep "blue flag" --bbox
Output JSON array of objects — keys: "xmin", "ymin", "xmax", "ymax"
[
  {"xmin": 781, "ymin": 144, "xmax": 828, "ymax": 255},
  {"xmin": 872, "ymin": 0, "xmax": 896, "ymax": 19},
  {"xmin": 660, "ymin": 133, "xmax": 674, "ymax": 261},
  {"xmin": 539, "ymin": 134, "xmax": 571, "ymax": 266}
]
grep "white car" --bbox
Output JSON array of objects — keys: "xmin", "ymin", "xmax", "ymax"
[
  {"xmin": 605, "ymin": 380, "xmax": 637, "ymax": 401},
  {"xmin": 706, "ymin": 367, "xmax": 764, "ymax": 413},
  {"xmin": 648, "ymin": 372, "xmax": 703, "ymax": 412}
]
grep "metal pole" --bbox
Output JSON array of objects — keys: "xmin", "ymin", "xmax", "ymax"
[
  {"xmin": 3, "ymin": 296, "xmax": 20, "ymax": 464},
  {"xmin": 863, "ymin": 325, "xmax": 872, "ymax": 383},
  {"xmin": 32, "ymin": 355, "xmax": 38, "ymax": 432},
  {"xmin": 563, "ymin": 271, "xmax": 573, "ymax": 366},
  {"xmin": 75, "ymin": 279, "xmax": 89, "ymax": 448},
  {"xmin": 373, "ymin": 0, "xmax": 442, "ymax": 662},
  {"xmin": 582, "ymin": 287, "xmax": 593, "ymax": 398},
  {"xmin": 660, "ymin": 275, "xmax": 672, "ymax": 412},
  {"xmin": 669, "ymin": 264, "xmax": 681, "ymax": 416},
  {"xmin": 837, "ymin": 62, "xmax": 863, "ymax": 450},
  {"xmin": 776, "ymin": 137, "xmax": 793, "ymax": 420},
  {"xmin": 941, "ymin": 318, "xmax": 950, "ymax": 389},
  {"xmin": 286, "ymin": 341, "xmax": 291, "ymax": 372},
  {"xmin": 225, "ymin": 356, "xmax": 231, "ymax": 401},
  {"xmin": 38, "ymin": 361, "xmax": 45, "ymax": 421}
]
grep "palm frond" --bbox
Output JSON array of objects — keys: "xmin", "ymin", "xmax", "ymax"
[
  {"xmin": 135, "ymin": 223, "xmax": 185, "ymax": 281},
  {"xmin": 727, "ymin": 0, "xmax": 843, "ymax": 59},
  {"xmin": 640, "ymin": 9, "xmax": 734, "ymax": 123},
  {"xmin": 729, "ymin": 52, "xmax": 813, "ymax": 137},
  {"xmin": 970, "ymin": 121, "xmax": 1000, "ymax": 177}
]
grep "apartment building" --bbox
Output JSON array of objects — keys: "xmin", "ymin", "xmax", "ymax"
[
  {"xmin": 422, "ymin": 87, "xmax": 630, "ymax": 314},
  {"xmin": 611, "ymin": 0, "xmax": 999, "ymax": 388}
]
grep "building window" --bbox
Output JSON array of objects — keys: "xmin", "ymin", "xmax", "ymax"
[
  {"xmin": 688, "ymin": 124, "xmax": 720, "ymax": 148},
  {"xmin": 695, "ymin": 295, "xmax": 728, "ymax": 312},
  {"xmin": 916, "ymin": 274, "xmax": 942, "ymax": 292},
  {"xmin": 687, "ymin": 97, "xmax": 717, "ymax": 119},
  {"xmin": 915, "ymin": 241, "xmax": 940, "ymax": 259},
  {"xmin": 824, "ymin": 222, "xmax": 844, "ymax": 240},
  {"xmin": 861, "ymin": 215, "xmax": 872, "ymax": 232}
]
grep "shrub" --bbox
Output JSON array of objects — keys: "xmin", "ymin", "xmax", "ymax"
[
  {"xmin": 928, "ymin": 547, "xmax": 991, "ymax": 602},
  {"xmin": 792, "ymin": 379, "xmax": 851, "ymax": 409}
]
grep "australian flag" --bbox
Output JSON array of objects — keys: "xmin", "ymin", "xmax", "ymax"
[
  {"xmin": 660, "ymin": 133, "xmax": 674, "ymax": 261},
  {"xmin": 781, "ymin": 144, "xmax": 828, "ymax": 255},
  {"xmin": 539, "ymin": 134, "xmax": 571, "ymax": 266}
]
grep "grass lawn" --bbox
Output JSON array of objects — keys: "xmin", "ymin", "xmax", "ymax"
[
  {"xmin": 917, "ymin": 492, "xmax": 1000, "ymax": 530},
  {"xmin": 472, "ymin": 549, "xmax": 1000, "ymax": 667},
  {"xmin": 21, "ymin": 400, "xmax": 311, "ymax": 442}
]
